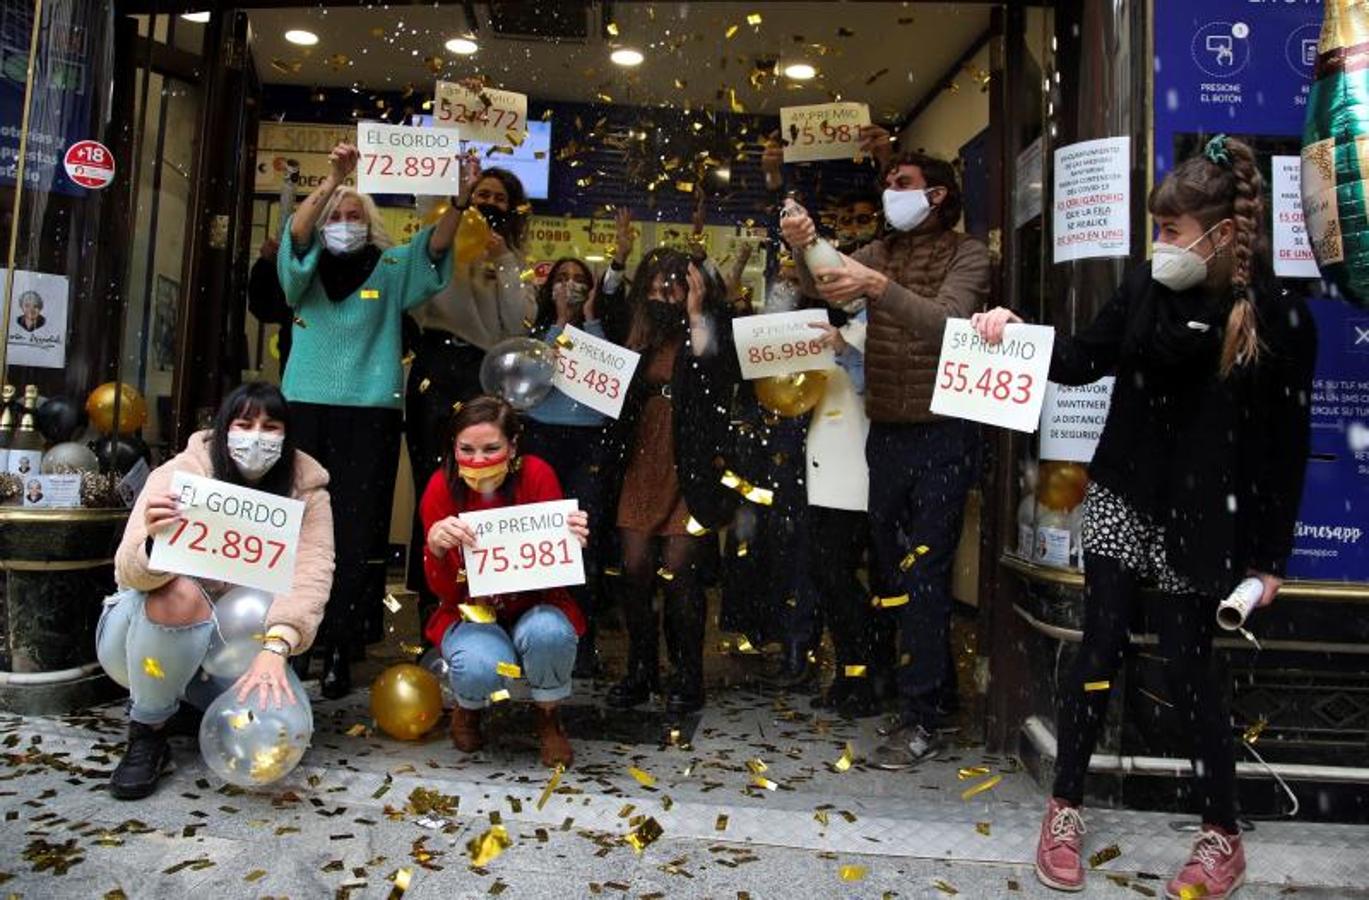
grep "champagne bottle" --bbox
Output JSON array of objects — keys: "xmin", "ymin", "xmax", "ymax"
[
  {"xmin": 781, "ymin": 198, "xmax": 844, "ymax": 277},
  {"xmin": 0, "ymin": 384, "xmax": 15, "ymax": 472},
  {"xmin": 8, "ymin": 385, "xmax": 44, "ymax": 480}
]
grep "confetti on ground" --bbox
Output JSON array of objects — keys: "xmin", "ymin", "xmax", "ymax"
[
  {"xmin": 628, "ymin": 766, "xmax": 657, "ymax": 787},
  {"xmin": 960, "ymin": 775, "xmax": 1002, "ymax": 800},
  {"xmin": 975, "ymin": 822, "xmax": 991, "ymax": 836},
  {"xmin": 389, "ymin": 867, "xmax": 412, "ymax": 898},
  {"xmin": 1084, "ymin": 680, "xmax": 1111, "ymax": 692},
  {"xmin": 1089, "ymin": 843, "xmax": 1122, "ymax": 868},
  {"xmin": 243, "ymin": 870, "xmax": 267, "ymax": 883},
  {"xmin": 933, "ymin": 880, "xmax": 959, "ymax": 895},
  {"xmin": 625, "ymin": 817, "xmax": 663, "ymax": 854},
  {"xmin": 838, "ymin": 864, "xmax": 867, "ymax": 881},
  {"xmin": 536, "ymin": 765, "xmax": 564, "ymax": 811},
  {"xmin": 831, "ymin": 743, "xmax": 855, "ymax": 773},
  {"xmin": 346, "ymin": 724, "xmax": 369, "ymax": 737},
  {"xmin": 715, "ymin": 814, "xmax": 729, "ymax": 831},
  {"xmin": 745, "ymin": 758, "xmax": 768, "ymax": 774},
  {"xmin": 752, "ymin": 776, "xmax": 778, "ymax": 791},
  {"xmin": 467, "ymin": 826, "xmax": 511, "ymax": 867},
  {"xmin": 957, "ymin": 766, "xmax": 990, "ymax": 780}
]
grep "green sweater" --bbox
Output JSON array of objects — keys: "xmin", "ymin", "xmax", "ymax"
[{"xmin": 277, "ymin": 218, "xmax": 450, "ymax": 409}]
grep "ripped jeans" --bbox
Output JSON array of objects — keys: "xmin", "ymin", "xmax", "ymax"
[
  {"xmin": 441, "ymin": 605, "xmax": 578, "ymax": 710},
  {"xmin": 95, "ymin": 587, "xmax": 233, "ymax": 726}
]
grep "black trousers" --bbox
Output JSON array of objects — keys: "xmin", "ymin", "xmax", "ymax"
[
  {"xmin": 1053, "ymin": 553, "xmax": 1236, "ymax": 832},
  {"xmin": 404, "ymin": 333, "xmax": 486, "ymax": 640},
  {"xmin": 806, "ymin": 506, "xmax": 871, "ymax": 672},
  {"xmin": 290, "ymin": 402, "xmax": 403, "ymax": 651}
]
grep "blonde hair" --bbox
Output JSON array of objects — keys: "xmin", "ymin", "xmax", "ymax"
[
  {"xmin": 1148, "ymin": 136, "xmax": 1263, "ymax": 377},
  {"xmin": 317, "ymin": 187, "xmax": 394, "ymax": 250}
]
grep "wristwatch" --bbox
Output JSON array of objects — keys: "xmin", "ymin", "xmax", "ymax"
[{"xmin": 262, "ymin": 637, "xmax": 291, "ymax": 657}]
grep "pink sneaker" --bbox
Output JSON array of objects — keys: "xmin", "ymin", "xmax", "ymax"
[
  {"xmin": 1035, "ymin": 797, "xmax": 1086, "ymax": 892},
  {"xmin": 1166, "ymin": 828, "xmax": 1246, "ymax": 900}
]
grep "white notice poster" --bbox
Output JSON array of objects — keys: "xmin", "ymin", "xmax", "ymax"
[
  {"xmin": 3, "ymin": 269, "xmax": 69, "ymax": 369},
  {"xmin": 1039, "ymin": 377, "xmax": 1115, "ymax": 463},
  {"xmin": 1052, "ymin": 137, "xmax": 1130, "ymax": 262},
  {"xmin": 1272, "ymin": 155, "xmax": 1321, "ymax": 279}
]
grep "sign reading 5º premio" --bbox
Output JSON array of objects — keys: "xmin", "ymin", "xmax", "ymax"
[
  {"xmin": 458, "ymin": 500, "xmax": 584, "ymax": 598},
  {"xmin": 149, "ymin": 472, "xmax": 305, "ymax": 594},
  {"xmin": 930, "ymin": 318, "xmax": 1056, "ymax": 433}
]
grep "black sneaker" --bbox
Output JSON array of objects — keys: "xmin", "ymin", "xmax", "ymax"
[
  {"xmin": 109, "ymin": 721, "xmax": 171, "ymax": 800},
  {"xmin": 869, "ymin": 720, "xmax": 941, "ymax": 770}
]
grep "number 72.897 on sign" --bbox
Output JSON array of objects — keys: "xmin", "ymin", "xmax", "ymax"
[{"xmin": 165, "ymin": 519, "xmax": 288, "ymax": 569}]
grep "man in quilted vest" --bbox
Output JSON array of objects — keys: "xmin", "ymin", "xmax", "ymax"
[{"xmin": 782, "ymin": 150, "xmax": 990, "ymax": 767}]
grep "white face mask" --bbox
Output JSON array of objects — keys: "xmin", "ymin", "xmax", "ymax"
[
  {"xmin": 1150, "ymin": 221, "xmax": 1227, "ymax": 292},
  {"xmin": 882, "ymin": 188, "xmax": 934, "ymax": 232},
  {"xmin": 322, "ymin": 221, "xmax": 369, "ymax": 255},
  {"xmin": 227, "ymin": 430, "xmax": 284, "ymax": 481}
]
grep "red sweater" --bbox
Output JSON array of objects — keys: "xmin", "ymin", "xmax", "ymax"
[{"xmin": 420, "ymin": 455, "xmax": 586, "ymax": 646}]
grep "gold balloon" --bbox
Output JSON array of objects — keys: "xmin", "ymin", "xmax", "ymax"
[
  {"xmin": 454, "ymin": 205, "xmax": 492, "ymax": 264},
  {"xmin": 1037, "ymin": 461, "xmax": 1089, "ymax": 512},
  {"xmin": 754, "ymin": 370, "xmax": 828, "ymax": 418},
  {"xmin": 421, "ymin": 199, "xmax": 452, "ymax": 227},
  {"xmin": 85, "ymin": 382, "xmax": 147, "ymax": 435},
  {"xmin": 371, "ymin": 663, "xmax": 444, "ymax": 741}
]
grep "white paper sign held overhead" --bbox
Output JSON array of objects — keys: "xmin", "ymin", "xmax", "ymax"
[
  {"xmin": 779, "ymin": 103, "xmax": 871, "ymax": 163},
  {"xmin": 551, "ymin": 325, "xmax": 640, "ymax": 419},
  {"xmin": 732, "ymin": 309, "xmax": 836, "ymax": 380},
  {"xmin": 356, "ymin": 122, "xmax": 464, "ymax": 196},
  {"xmin": 930, "ymin": 319, "xmax": 1056, "ymax": 433},
  {"xmin": 434, "ymin": 81, "xmax": 528, "ymax": 146},
  {"xmin": 459, "ymin": 500, "xmax": 585, "ymax": 598}
]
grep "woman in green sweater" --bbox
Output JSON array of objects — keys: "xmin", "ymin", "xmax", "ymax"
[{"xmin": 277, "ymin": 141, "xmax": 459, "ymax": 697}]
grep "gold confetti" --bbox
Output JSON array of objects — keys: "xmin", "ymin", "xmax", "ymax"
[
  {"xmin": 459, "ymin": 604, "xmax": 497, "ymax": 624},
  {"xmin": 384, "ymin": 594, "xmax": 403, "ymax": 613},
  {"xmin": 675, "ymin": 181, "xmax": 695, "ymax": 193},
  {"xmin": 625, "ymin": 817, "xmax": 663, "ymax": 854},
  {"xmin": 604, "ymin": 566, "xmax": 623, "ymax": 577},
  {"xmin": 467, "ymin": 825, "xmax": 511, "ymax": 866},
  {"xmin": 1084, "ymin": 680, "xmax": 1111, "ymax": 692},
  {"xmin": 536, "ymin": 765, "xmax": 564, "ymax": 810},
  {"xmin": 495, "ymin": 662, "xmax": 522, "ymax": 678},
  {"xmin": 402, "ymin": 350, "xmax": 416, "ymax": 366},
  {"xmin": 874, "ymin": 594, "xmax": 909, "ymax": 608},
  {"xmin": 735, "ymin": 635, "xmax": 757, "ymax": 654},
  {"xmin": 736, "ymin": 541, "xmax": 749, "ymax": 558},
  {"xmin": 142, "ymin": 657, "xmax": 165, "ymax": 679},
  {"xmin": 843, "ymin": 665, "xmax": 867, "ymax": 678},
  {"xmin": 656, "ymin": 567, "xmax": 675, "ymax": 582},
  {"xmin": 961, "ymin": 775, "xmax": 1003, "ymax": 800},
  {"xmin": 839, "ymin": 865, "xmax": 867, "ymax": 881},
  {"xmin": 596, "ymin": 92, "xmax": 613, "ymax": 104},
  {"xmin": 228, "ymin": 711, "xmax": 252, "ymax": 730},
  {"xmin": 418, "ymin": 378, "xmax": 432, "ymax": 394},
  {"xmin": 519, "ymin": 268, "xmax": 538, "ymax": 284},
  {"xmin": 399, "ymin": 642, "xmax": 424, "ymax": 658},
  {"xmin": 715, "ymin": 814, "xmax": 729, "ymax": 831},
  {"xmin": 606, "ymin": 22, "xmax": 619, "ymax": 36},
  {"xmin": 725, "ymin": 24, "xmax": 740, "ymax": 39},
  {"xmin": 933, "ymin": 880, "xmax": 959, "ymax": 895},
  {"xmin": 1242, "ymin": 717, "xmax": 1268, "ymax": 745},
  {"xmin": 1089, "ymin": 843, "xmax": 1122, "ymax": 868},
  {"xmin": 244, "ymin": 870, "xmax": 267, "ymax": 883},
  {"xmin": 345, "ymin": 724, "xmax": 369, "ymax": 737},
  {"xmin": 814, "ymin": 809, "xmax": 829, "ymax": 826},
  {"xmin": 720, "ymin": 470, "xmax": 774, "ymax": 505},
  {"xmin": 293, "ymin": 315, "xmax": 307, "ymax": 328},
  {"xmin": 1178, "ymin": 885, "xmax": 1208, "ymax": 899},
  {"xmin": 899, "ymin": 546, "xmax": 930, "ymax": 571},
  {"xmin": 361, "ymin": 289, "xmax": 380, "ymax": 300},
  {"xmin": 628, "ymin": 766, "xmax": 657, "ymax": 787},
  {"xmin": 685, "ymin": 516, "xmax": 710, "ymax": 536},
  {"xmin": 555, "ymin": 333, "xmax": 575, "ymax": 350},
  {"xmin": 489, "ymin": 689, "xmax": 510, "ymax": 703},
  {"xmin": 957, "ymin": 766, "xmax": 991, "ymax": 780},
  {"xmin": 975, "ymin": 822, "xmax": 991, "ymax": 836},
  {"xmin": 752, "ymin": 775, "xmax": 777, "ymax": 791},
  {"xmin": 746, "ymin": 758, "xmax": 768, "ymax": 774},
  {"xmin": 832, "ymin": 743, "xmax": 855, "ymax": 773},
  {"xmin": 747, "ymin": 12, "xmax": 763, "ymax": 25}
]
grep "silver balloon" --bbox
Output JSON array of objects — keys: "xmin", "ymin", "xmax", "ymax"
[
  {"xmin": 198, "ymin": 666, "xmax": 313, "ymax": 788},
  {"xmin": 40, "ymin": 441, "xmax": 98, "ymax": 473},
  {"xmin": 418, "ymin": 646, "xmax": 455, "ymax": 708},
  {"xmin": 479, "ymin": 337, "xmax": 555, "ymax": 410},
  {"xmin": 202, "ymin": 586, "xmax": 273, "ymax": 679}
]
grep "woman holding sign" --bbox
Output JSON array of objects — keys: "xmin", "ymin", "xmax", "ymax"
[
  {"xmin": 598, "ymin": 240, "xmax": 740, "ymax": 717},
  {"xmin": 278, "ymin": 141, "xmax": 458, "ymax": 698},
  {"xmin": 100, "ymin": 382, "xmax": 334, "ymax": 800},
  {"xmin": 973, "ymin": 136, "xmax": 1315, "ymax": 899},
  {"xmin": 421, "ymin": 396, "xmax": 590, "ymax": 768}
]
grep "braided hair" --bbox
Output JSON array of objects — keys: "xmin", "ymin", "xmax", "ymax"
[{"xmin": 1147, "ymin": 135, "xmax": 1265, "ymax": 376}]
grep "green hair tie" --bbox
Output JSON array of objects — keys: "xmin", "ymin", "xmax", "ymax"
[{"xmin": 1204, "ymin": 134, "xmax": 1231, "ymax": 167}]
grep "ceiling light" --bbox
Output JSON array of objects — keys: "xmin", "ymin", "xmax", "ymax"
[
  {"xmin": 611, "ymin": 48, "xmax": 644, "ymax": 67},
  {"xmin": 181, "ymin": 11, "xmax": 210, "ymax": 23},
  {"xmin": 783, "ymin": 63, "xmax": 817, "ymax": 81},
  {"xmin": 445, "ymin": 37, "xmax": 478, "ymax": 55},
  {"xmin": 284, "ymin": 29, "xmax": 319, "ymax": 47}
]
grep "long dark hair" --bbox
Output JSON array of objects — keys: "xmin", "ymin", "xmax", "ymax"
[
  {"xmin": 1148, "ymin": 136, "xmax": 1265, "ymax": 376},
  {"xmin": 475, "ymin": 167, "xmax": 529, "ymax": 251},
  {"xmin": 442, "ymin": 394, "xmax": 524, "ymax": 507},
  {"xmin": 624, "ymin": 247, "xmax": 729, "ymax": 352},
  {"xmin": 533, "ymin": 257, "xmax": 594, "ymax": 331},
  {"xmin": 209, "ymin": 381, "xmax": 297, "ymax": 497}
]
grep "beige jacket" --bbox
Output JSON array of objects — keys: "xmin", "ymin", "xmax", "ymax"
[{"xmin": 114, "ymin": 430, "xmax": 334, "ymax": 653}]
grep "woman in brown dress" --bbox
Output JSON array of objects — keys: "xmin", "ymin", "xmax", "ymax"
[{"xmin": 598, "ymin": 241, "xmax": 740, "ymax": 716}]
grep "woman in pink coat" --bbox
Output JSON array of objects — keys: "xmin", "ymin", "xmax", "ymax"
[{"xmin": 98, "ymin": 382, "xmax": 335, "ymax": 800}]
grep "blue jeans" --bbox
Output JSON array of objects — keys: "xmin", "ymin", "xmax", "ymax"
[
  {"xmin": 95, "ymin": 588, "xmax": 230, "ymax": 726},
  {"xmin": 441, "ymin": 605, "xmax": 578, "ymax": 710}
]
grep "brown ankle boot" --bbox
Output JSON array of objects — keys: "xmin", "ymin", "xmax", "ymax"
[
  {"xmin": 449, "ymin": 706, "xmax": 484, "ymax": 753},
  {"xmin": 534, "ymin": 706, "xmax": 573, "ymax": 768}
]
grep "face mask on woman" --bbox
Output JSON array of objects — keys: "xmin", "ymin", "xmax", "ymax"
[
  {"xmin": 322, "ymin": 221, "xmax": 369, "ymax": 255},
  {"xmin": 1151, "ymin": 220, "xmax": 1228, "ymax": 292},
  {"xmin": 645, "ymin": 299, "xmax": 687, "ymax": 331},
  {"xmin": 458, "ymin": 451, "xmax": 510, "ymax": 494},
  {"xmin": 227, "ymin": 430, "xmax": 284, "ymax": 481},
  {"xmin": 882, "ymin": 188, "xmax": 934, "ymax": 232}
]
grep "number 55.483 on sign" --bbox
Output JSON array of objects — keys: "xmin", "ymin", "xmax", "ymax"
[{"xmin": 929, "ymin": 319, "xmax": 1055, "ymax": 433}]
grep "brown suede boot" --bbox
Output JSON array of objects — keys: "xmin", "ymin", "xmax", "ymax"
[
  {"xmin": 449, "ymin": 706, "xmax": 484, "ymax": 753},
  {"xmin": 534, "ymin": 705, "xmax": 573, "ymax": 768}
]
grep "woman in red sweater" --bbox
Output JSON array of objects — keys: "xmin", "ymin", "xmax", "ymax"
[{"xmin": 421, "ymin": 396, "xmax": 589, "ymax": 767}]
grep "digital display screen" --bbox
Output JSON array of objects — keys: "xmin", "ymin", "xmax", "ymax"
[{"xmin": 411, "ymin": 115, "xmax": 552, "ymax": 200}]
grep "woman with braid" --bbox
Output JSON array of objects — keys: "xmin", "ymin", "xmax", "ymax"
[{"xmin": 974, "ymin": 136, "xmax": 1315, "ymax": 899}]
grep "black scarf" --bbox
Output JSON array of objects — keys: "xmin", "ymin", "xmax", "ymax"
[
  {"xmin": 317, "ymin": 245, "xmax": 382, "ymax": 303},
  {"xmin": 1125, "ymin": 284, "xmax": 1231, "ymax": 374}
]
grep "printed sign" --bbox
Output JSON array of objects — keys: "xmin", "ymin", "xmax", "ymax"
[
  {"xmin": 929, "ymin": 318, "xmax": 1056, "ymax": 432},
  {"xmin": 254, "ymin": 122, "xmax": 357, "ymax": 194},
  {"xmin": 3, "ymin": 268, "xmax": 69, "ymax": 369},
  {"xmin": 356, "ymin": 122, "xmax": 464, "ymax": 196},
  {"xmin": 732, "ymin": 309, "xmax": 836, "ymax": 380},
  {"xmin": 552, "ymin": 324, "xmax": 640, "ymax": 419},
  {"xmin": 1014, "ymin": 136, "xmax": 1044, "ymax": 228},
  {"xmin": 1272, "ymin": 155, "xmax": 1320, "ymax": 279},
  {"xmin": 149, "ymin": 472, "xmax": 306, "ymax": 595},
  {"xmin": 1052, "ymin": 136, "xmax": 1130, "ymax": 262},
  {"xmin": 458, "ymin": 499, "xmax": 584, "ymax": 598},
  {"xmin": 434, "ymin": 81, "xmax": 528, "ymax": 146},
  {"xmin": 21, "ymin": 474, "xmax": 81, "ymax": 508},
  {"xmin": 62, "ymin": 140, "xmax": 115, "ymax": 189},
  {"xmin": 1039, "ymin": 377, "xmax": 1115, "ymax": 463},
  {"xmin": 779, "ymin": 102, "xmax": 872, "ymax": 163}
]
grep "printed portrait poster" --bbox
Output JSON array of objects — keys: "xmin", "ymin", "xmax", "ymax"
[{"xmin": 3, "ymin": 269, "xmax": 69, "ymax": 369}]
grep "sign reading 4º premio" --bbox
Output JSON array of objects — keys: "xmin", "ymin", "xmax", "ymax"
[
  {"xmin": 149, "ymin": 472, "xmax": 305, "ymax": 594},
  {"xmin": 458, "ymin": 500, "xmax": 584, "ymax": 598}
]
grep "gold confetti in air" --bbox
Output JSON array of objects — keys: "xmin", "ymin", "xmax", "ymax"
[
  {"xmin": 459, "ymin": 604, "xmax": 497, "ymax": 623},
  {"xmin": 519, "ymin": 268, "xmax": 538, "ymax": 284},
  {"xmin": 536, "ymin": 765, "xmax": 563, "ymax": 810},
  {"xmin": 383, "ymin": 594, "xmax": 403, "ymax": 613},
  {"xmin": 961, "ymin": 774, "xmax": 1003, "ymax": 800},
  {"xmin": 399, "ymin": 642, "xmax": 424, "ymax": 658},
  {"xmin": 628, "ymin": 766, "xmax": 657, "ymax": 788},
  {"xmin": 555, "ymin": 333, "xmax": 575, "ymax": 350},
  {"xmin": 838, "ymin": 865, "xmax": 867, "ymax": 882},
  {"xmin": 624, "ymin": 817, "xmax": 663, "ymax": 854},
  {"xmin": 957, "ymin": 766, "xmax": 991, "ymax": 780},
  {"xmin": 874, "ymin": 594, "xmax": 909, "ymax": 609},
  {"xmin": 831, "ymin": 743, "xmax": 855, "ymax": 773},
  {"xmin": 402, "ymin": 350, "xmax": 416, "ymax": 366},
  {"xmin": 674, "ymin": 180, "xmax": 695, "ymax": 193},
  {"xmin": 735, "ymin": 635, "xmax": 758, "ymax": 654},
  {"xmin": 418, "ymin": 378, "xmax": 432, "ymax": 394},
  {"xmin": 899, "ymin": 545, "xmax": 930, "ymax": 571},
  {"xmin": 844, "ymin": 665, "xmax": 867, "ymax": 678},
  {"xmin": 715, "ymin": 814, "xmax": 729, "ymax": 831},
  {"xmin": 685, "ymin": 516, "xmax": 710, "ymax": 536},
  {"xmin": 736, "ymin": 541, "xmax": 750, "ymax": 558},
  {"xmin": 656, "ymin": 567, "xmax": 675, "ymax": 582},
  {"xmin": 720, "ymin": 470, "xmax": 774, "ymax": 505},
  {"xmin": 975, "ymin": 822, "xmax": 991, "ymax": 836},
  {"xmin": 1084, "ymin": 680, "xmax": 1111, "ymax": 692},
  {"xmin": 361, "ymin": 289, "xmax": 380, "ymax": 300},
  {"xmin": 142, "ymin": 657, "xmax": 165, "ymax": 679},
  {"xmin": 495, "ymin": 662, "xmax": 522, "ymax": 678},
  {"xmin": 293, "ymin": 315, "xmax": 307, "ymax": 328},
  {"xmin": 747, "ymin": 12, "xmax": 763, "ymax": 25},
  {"xmin": 725, "ymin": 24, "xmax": 740, "ymax": 39},
  {"xmin": 1089, "ymin": 843, "xmax": 1122, "ymax": 868},
  {"xmin": 489, "ymin": 689, "xmax": 511, "ymax": 703},
  {"xmin": 467, "ymin": 826, "xmax": 511, "ymax": 867},
  {"xmin": 1243, "ymin": 717, "xmax": 1268, "ymax": 745}
]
